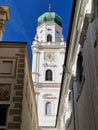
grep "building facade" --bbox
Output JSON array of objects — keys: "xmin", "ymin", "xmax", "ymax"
[
  {"xmin": 0, "ymin": 6, "xmax": 10, "ymax": 40},
  {"xmin": 0, "ymin": 42, "xmax": 38, "ymax": 130},
  {"xmin": 56, "ymin": 0, "xmax": 98, "ymax": 130},
  {"xmin": 32, "ymin": 10, "xmax": 66, "ymax": 130}
]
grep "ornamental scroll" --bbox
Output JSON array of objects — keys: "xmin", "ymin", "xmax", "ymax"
[{"xmin": 0, "ymin": 84, "xmax": 10, "ymax": 101}]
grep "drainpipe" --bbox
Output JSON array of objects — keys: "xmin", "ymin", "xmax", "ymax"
[{"xmin": 72, "ymin": 78, "xmax": 76, "ymax": 130}]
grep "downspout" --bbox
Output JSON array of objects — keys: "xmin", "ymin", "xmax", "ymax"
[{"xmin": 72, "ymin": 78, "xmax": 76, "ymax": 130}]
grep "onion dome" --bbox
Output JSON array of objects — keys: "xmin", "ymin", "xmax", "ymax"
[{"xmin": 38, "ymin": 12, "xmax": 62, "ymax": 27}]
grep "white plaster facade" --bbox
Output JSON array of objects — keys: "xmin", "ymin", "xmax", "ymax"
[
  {"xmin": 56, "ymin": 0, "xmax": 98, "ymax": 130},
  {"xmin": 32, "ymin": 11, "xmax": 66, "ymax": 130}
]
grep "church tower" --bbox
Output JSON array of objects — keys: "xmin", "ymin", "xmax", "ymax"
[{"xmin": 32, "ymin": 6, "xmax": 66, "ymax": 130}]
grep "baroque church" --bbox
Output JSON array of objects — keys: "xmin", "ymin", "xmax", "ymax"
[
  {"xmin": 1, "ymin": 0, "xmax": 98, "ymax": 130},
  {"xmin": 0, "ymin": 5, "xmax": 66, "ymax": 130},
  {"xmin": 32, "ymin": 7, "xmax": 66, "ymax": 130}
]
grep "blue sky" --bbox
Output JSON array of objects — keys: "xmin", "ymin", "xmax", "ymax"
[{"xmin": 0, "ymin": 0, "xmax": 73, "ymax": 68}]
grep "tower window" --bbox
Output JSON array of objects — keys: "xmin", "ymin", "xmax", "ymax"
[
  {"xmin": 45, "ymin": 69, "xmax": 52, "ymax": 81},
  {"xmin": 45, "ymin": 102, "xmax": 51, "ymax": 116},
  {"xmin": 56, "ymin": 31, "xmax": 59, "ymax": 34},
  {"xmin": 47, "ymin": 34, "xmax": 52, "ymax": 42}
]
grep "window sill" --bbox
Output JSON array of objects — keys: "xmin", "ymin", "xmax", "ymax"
[
  {"xmin": 43, "ymin": 115, "xmax": 56, "ymax": 117},
  {"xmin": 0, "ymin": 126, "xmax": 6, "ymax": 129}
]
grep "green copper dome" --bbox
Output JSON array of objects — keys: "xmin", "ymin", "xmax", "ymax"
[{"xmin": 38, "ymin": 12, "xmax": 62, "ymax": 26}]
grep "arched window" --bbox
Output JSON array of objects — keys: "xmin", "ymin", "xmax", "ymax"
[
  {"xmin": 45, "ymin": 69, "xmax": 52, "ymax": 81},
  {"xmin": 47, "ymin": 34, "xmax": 52, "ymax": 42},
  {"xmin": 45, "ymin": 102, "xmax": 51, "ymax": 116}
]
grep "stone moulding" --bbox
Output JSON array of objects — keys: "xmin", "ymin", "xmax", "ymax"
[
  {"xmin": 0, "ymin": 84, "xmax": 10, "ymax": 101},
  {"xmin": 0, "ymin": 6, "xmax": 10, "ymax": 33},
  {"xmin": 80, "ymin": 13, "xmax": 95, "ymax": 46}
]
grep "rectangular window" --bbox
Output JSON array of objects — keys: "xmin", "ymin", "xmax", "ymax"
[
  {"xmin": 0, "ymin": 57, "xmax": 17, "ymax": 78},
  {"xmin": 0, "ymin": 105, "xmax": 8, "ymax": 126},
  {"xmin": 3, "ymin": 60, "xmax": 12, "ymax": 74},
  {"xmin": 0, "ymin": 60, "xmax": 13, "ymax": 75},
  {"xmin": 45, "ymin": 102, "xmax": 51, "ymax": 116}
]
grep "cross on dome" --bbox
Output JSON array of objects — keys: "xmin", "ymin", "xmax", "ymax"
[
  {"xmin": 48, "ymin": 4, "xmax": 51, "ymax": 12},
  {"xmin": 38, "ymin": 5, "xmax": 62, "ymax": 27}
]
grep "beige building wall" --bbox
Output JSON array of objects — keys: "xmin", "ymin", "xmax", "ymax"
[
  {"xmin": 0, "ymin": 6, "xmax": 10, "ymax": 40},
  {"xmin": 21, "ymin": 46, "xmax": 38, "ymax": 130},
  {"xmin": 0, "ymin": 42, "xmax": 38, "ymax": 130}
]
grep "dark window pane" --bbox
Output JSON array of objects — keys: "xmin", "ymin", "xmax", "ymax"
[
  {"xmin": 45, "ymin": 102, "xmax": 51, "ymax": 116},
  {"xmin": 45, "ymin": 70, "xmax": 52, "ymax": 81},
  {"xmin": 0, "ymin": 105, "xmax": 8, "ymax": 126},
  {"xmin": 77, "ymin": 52, "xmax": 83, "ymax": 82},
  {"xmin": 47, "ymin": 34, "xmax": 52, "ymax": 42}
]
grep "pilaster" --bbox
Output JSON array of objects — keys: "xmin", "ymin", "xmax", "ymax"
[{"xmin": 0, "ymin": 6, "xmax": 10, "ymax": 40}]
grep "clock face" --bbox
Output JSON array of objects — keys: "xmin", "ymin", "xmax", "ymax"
[{"xmin": 44, "ymin": 52, "xmax": 55, "ymax": 61}]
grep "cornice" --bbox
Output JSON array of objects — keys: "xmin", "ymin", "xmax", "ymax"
[
  {"xmin": 32, "ymin": 72, "xmax": 41, "ymax": 76},
  {"xmin": 59, "ymin": 51, "xmax": 65, "ymax": 54},
  {"xmin": 37, "ymin": 22, "xmax": 62, "ymax": 29},
  {"xmin": 34, "ymin": 82, "xmax": 60, "ymax": 88},
  {"xmin": 33, "ymin": 50, "xmax": 41, "ymax": 54},
  {"xmin": 32, "ymin": 44, "xmax": 66, "ymax": 50},
  {"xmin": 43, "ymin": 63, "xmax": 57, "ymax": 67},
  {"xmin": 80, "ymin": 13, "xmax": 95, "ymax": 46},
  {"xmin": 0, "ymin": 42, "xmax": 27, "ymax": 48}
]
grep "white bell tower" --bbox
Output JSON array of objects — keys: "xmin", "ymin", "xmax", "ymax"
[{"xmin": 32, "ymin": 6, "xmax": 66, "ymax": 130}]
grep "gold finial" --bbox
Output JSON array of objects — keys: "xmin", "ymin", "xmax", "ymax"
[{"xmin": 48, "ymin": 4, "xmax": 51, "ymax": 12}]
